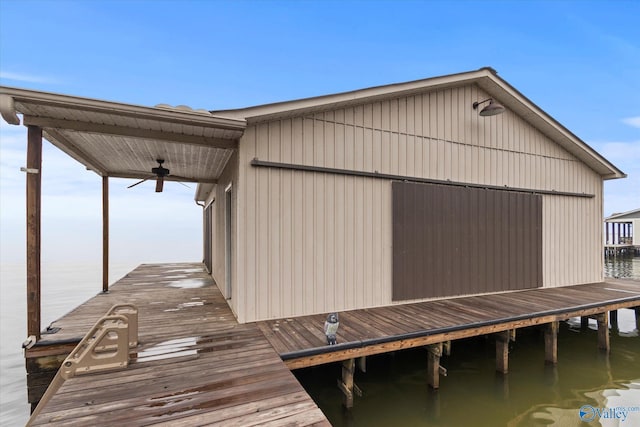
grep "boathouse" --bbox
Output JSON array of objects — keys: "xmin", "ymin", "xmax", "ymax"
[
  {"xmin": 605, "ymin": 208, "xmax": 640, "ymax": 256},
  {"xmin": 197, "ymin": 67, "xmax": 626, "ymax": 323},
  {"xmin": 0, "ymin": 67, "xmax": 627, "ymax": 326},
  {"xmin": 1, "ymin": 68, "xmax": 636, "ymax": 424}
]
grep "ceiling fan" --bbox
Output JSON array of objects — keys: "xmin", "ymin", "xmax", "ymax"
[{"xmin": 127, "ymin": 159, "xmax": 189, "ymax": 192}]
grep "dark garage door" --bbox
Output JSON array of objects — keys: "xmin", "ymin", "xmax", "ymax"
[{"xmin": 392, "ymin": 181, "xmax": 542, "ymax": 301}]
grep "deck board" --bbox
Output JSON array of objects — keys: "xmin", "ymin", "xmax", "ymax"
[
  {"xmin": 256, "ymin": 279, "xmax": 640, "ymax": 368},
  {"xmin": 29, "ymin": 263, "xmax": 329, "ymax": 426},
  {"xmin": 28, "ymin": 262, "xmax": 640, "ymax": 424}
]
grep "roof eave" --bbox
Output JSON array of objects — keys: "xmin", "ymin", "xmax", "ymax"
[
  {"xmin": 478, "ymin": 73, "xmax": 627, "ymax": 180},
  {"xmin": 0, "ymin": 85, "xmax": 247, "ymax": 131},
  {"xmin": 211, "ymin": 67, "xmax": 496, "ymax": 120},
  {"xmin": 0, "ymin": 86, "xmax": 247, "ymax": 197},
  {"xmin": 605, "ymin": 208, "xmax": 640, "ymax": 221},
  {"xmin": 214, "ymin": 67, "xmax": 624, "ymax": 180},
  {"xmin": 195, "ymin": 183, "xmax": 215, "ymax": 203}
]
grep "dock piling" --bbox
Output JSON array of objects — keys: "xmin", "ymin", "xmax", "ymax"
[
  {"xmin": 427, "ymin": 343, "xmax": 443, "ymax": 389},
  {"xmin": 495, "ymin": 331, "xmax": 510, "ymax": 374},
  {"xmin": 443, "ymin": 340, "xmax": 452, "ymax": 356},
  {"xmin": 338, "ymin": 359, "xmax": 356, "ymax": 408},
  {"xmin": 596, "ymin": 312, "xmax": 610, "ymax": 353},
  {"xmin": 357, "ymin": 356, "xmax": 366, "ymax": 373},
  {"xmin": 544, "ymin": 321, "xmax": 558, "ymax": 364}
]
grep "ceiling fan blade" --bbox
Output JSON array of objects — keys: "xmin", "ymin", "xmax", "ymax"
[
  {"xmin": 127, "ymin": 178, "xmax": 150, "ymax": 189},
  {"xmin": 155, "ymin": 176, "xmax": 164, "ymax": 193},
  {"xmin": 168, "ymin": 174, "xmax": 198, "ymax": 182}
]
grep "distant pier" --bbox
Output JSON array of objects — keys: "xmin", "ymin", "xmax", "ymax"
[
  {"xmin": 604, "ymin": 244, "xmax": 640, "ymax": 257},
  {"xmin": 604, "ymin": 209, "xmax": 639, "ymax": 256}
]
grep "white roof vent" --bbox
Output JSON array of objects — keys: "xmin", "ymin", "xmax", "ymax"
[{"xmin": 154, "ymin": 103, "xmax": 212, "ymax": 116}]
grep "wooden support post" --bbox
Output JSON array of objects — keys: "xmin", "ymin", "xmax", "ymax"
[
  {"xmin": 357, "ymin": 356, "xmax": 366, "ymax": 373},
  {"xmin": 427, "ymin": 343, "xmax": 442, "ymax": 389},
  {"xmin": 102, "ymin": 176, "xmax": 109, "ymax": 293},
  {"xmin": 338, "ymin": 359, "xmax": 355, "ymax": 408},
  {"xmin": 495, "ymin": 331, "xmax": 510, "ymax": 374},
  {"xmin": 26, "ymin": 126, "xmax": 43, "ymax": 341},
  {"xmin": 443, "ymin": 340, "xmax": 451, "ymax": 356},
  {"xmin": 596, "ymin": 313, "xmax": 610, "ymax": 353},
  {"xmin": 544, "ymin": 321, "xmax": 558, "ymax": 365},
  {"xmin": 635, "ymin": 308, "xmax": 640, "ymax": 332}
]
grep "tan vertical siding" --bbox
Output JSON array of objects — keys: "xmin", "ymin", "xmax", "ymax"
[
  {"xmin": 235, "ymin": 83, "xmax": 604, "ymax": 322},
  {"xmin": 207, "ymin": 151, "xmax": 240, "ymax": 318}
]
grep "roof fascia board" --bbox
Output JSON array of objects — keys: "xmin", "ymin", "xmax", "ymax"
[
  {"xmin": 218, "ymin": 68, "xmax": 624, "ymax": 180},
  {"xmin": 605, "ymin": 208, "xmax": 640, "ymax": 221},
  {"xmin": 195, "ymin": 183, "xmax": 216, "ymax": 202},
  {"xmin": 23, "ymin": 116, "xmax": 239, "ymax": 150},
  {"xmin": 0, "ymin": 86, "xmax": 247, "ymax": 131},
  {"xmin": 212, "ymin": 68, "xmax": 492, "ymax": 120},
  {"xmin": 478, "ymin": 73, "xmax": 626, "ymax": 180}
]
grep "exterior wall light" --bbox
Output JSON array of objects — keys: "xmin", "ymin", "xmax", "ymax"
[{"xmin": 473, "ymin": 98, "xmax": 506, "ymax": 116}]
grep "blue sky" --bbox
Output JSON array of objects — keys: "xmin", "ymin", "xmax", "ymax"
[{"xmin": 1, "ymin": 0, "xmax": 638, "ymax": 266}]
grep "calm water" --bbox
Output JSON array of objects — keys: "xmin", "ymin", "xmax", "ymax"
[
  {"xmin": 0, "ymin": 262, "xmax": 137, "ymax": 426},
  {"xmin": 1, "ymin": 258, "xmax": 639, "ymax": 426},
  {"xmin": 295, "ymin": 257, "xmax": 640, "ymax": 427}
]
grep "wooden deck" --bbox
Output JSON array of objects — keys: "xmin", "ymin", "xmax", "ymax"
[
  {"xmin": 26, "ymin": 263, "xmax": 640, "ymax": 424},
  {"xmin": 257, "ymin": 279, "xmax": 640, "ymax": 369},
  {"xmin": 28, "ymin": 263, "xmax": 329, "ymax": 426}
]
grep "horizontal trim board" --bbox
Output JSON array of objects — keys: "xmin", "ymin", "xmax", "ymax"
[
  {"xmin": 251, "ymin": 159, "xmax": 594, "ymax": 198},
  {"xmin": 24, "ymin": 116, "xmax": 239, "ymax": 149}
]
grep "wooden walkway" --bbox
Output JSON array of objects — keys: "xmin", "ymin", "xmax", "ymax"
[
  {"xmin": 26, "ymin": 263, "xmax": 640, "ymax": 424},
  {"xmin": 28, "ymin": 263, "xmax": 329, "ymax": 426},
  {"xmin": 257, "ymin": 279, "xmax": 640, "ymax": 369}
]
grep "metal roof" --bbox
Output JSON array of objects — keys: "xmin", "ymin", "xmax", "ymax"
[
  {"xmin": 605, "ymin": 208, "xmax": 640, "ymax": 222},
  {"xmin": 0, "ymin": 68, "xmax": 626, "ymax": 194},
  {"xmin": 0, "ymin": 86, "xmax": 246, "ymax": 187}
]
